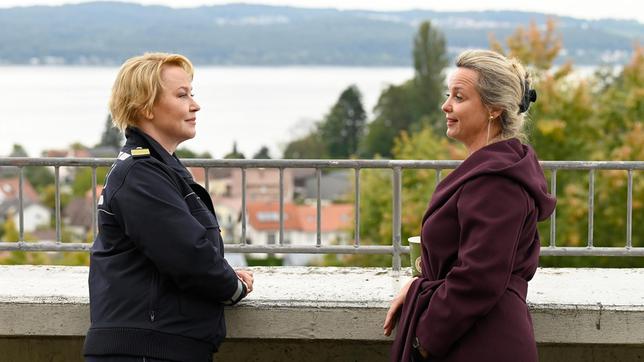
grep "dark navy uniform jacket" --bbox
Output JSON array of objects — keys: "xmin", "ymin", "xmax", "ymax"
[{"xmin": 84, "ymin": 127, "xmax": 246, "ymax": 361}]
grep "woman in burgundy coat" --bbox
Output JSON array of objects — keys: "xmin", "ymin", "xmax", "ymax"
[{"xmin": 384, "ymin": 49, "xmax": 556, "ymax": 362}]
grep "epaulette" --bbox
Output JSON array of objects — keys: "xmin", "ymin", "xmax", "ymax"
[{"xmin": 130, "ymin": 147, "xmax": 151, "ymax": 158}]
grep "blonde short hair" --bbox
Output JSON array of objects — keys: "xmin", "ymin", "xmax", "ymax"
[
  {"xmin": 109, "ymin": 52, "xmax": 194, "ymax": 131},
  {"xmin": 455, "ymin": 49, "xmax": 532, "ymax": 141}
]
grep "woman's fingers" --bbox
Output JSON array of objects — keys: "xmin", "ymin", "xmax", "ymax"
[
  {"xmin": 236, "ymin": 270, "xmax": 254, "ymax": 293},
  {"xmin": 383, "ymin": 298, "xmax": 402, "ymax": 336}
]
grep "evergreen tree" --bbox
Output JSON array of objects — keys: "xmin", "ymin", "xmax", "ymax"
[
  {"xmin": 224, "ymin": 142, "xmax": 245, "ymax": 159},
  {"xmin": 362, "ymin": 21, "xmax": 448, "ymax": 158},
  {"xmin": 319, "ymin": 85, "xmax": 366, "ymax": 158},
  {"xmin": 97, "ymin": 114, "xmax": 123, "ymax": 149},
  {"xmin": 9, "ymin": 144, "xmax": 28, "ymax": 157},
  {"xmin": 253, "ymin": 146, "xmax": 272, "ymax": 159},
  {"xmin": 412, "ymin": 21, "xmax": 448, "ymax": 134}
]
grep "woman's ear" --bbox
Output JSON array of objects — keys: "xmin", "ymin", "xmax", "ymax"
[
  {"xmin": 141, "ymin": 108, "xmax": 154, "ymax": 121},
  {"xmin": 487, "ymin": 106, "xmax": 502, "ymax": 120}
]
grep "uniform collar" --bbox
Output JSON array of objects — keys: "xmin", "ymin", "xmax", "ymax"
[{"xmin": 123, "ymin": 127, "xmax": 193, "ymax": 180}]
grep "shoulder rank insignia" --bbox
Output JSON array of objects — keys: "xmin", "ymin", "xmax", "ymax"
[{"xmin": 131, "ymin": 147, "xmax": 150, "ymax": 158}]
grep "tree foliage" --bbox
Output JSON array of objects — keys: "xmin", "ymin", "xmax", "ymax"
[
  {"xmin": 252, "ymin": 146, "xmax": 272, "ymax": 159},
  {"xmin": 319, "ymin": 85, "xmax": 366, "ymax": 158},
  {"xmin": 223, "ymin": 142, "xmax": 245, "ymax": 159},
  {"xmin": 96, "ymin": 114, "xmax": 123, "ymax": 149},
  {"xmin": 330, "ymin": 20, "xmax": 643, "ymax": 268},
  {"xmin": 361, "ymin": 21, "xmax": 447, "ymax": 158}
]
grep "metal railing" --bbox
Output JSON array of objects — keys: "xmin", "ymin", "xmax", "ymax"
[{"xmin": 0, "ymin": 157, "xmax": 642, "ymax": 270}]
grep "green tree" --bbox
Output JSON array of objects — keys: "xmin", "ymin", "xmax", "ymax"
[
  {"xmin": 319, "ymin": 85, "xmax": 366, "ymax": 158},
  {"xmin": 412, "ymin": 21, "xmax": 449, "ymax": 135},
  {"xmin": 223, "ymin": 142, "xmax": 245, "ymax": 159},
  {"xmin": 490, "ymin": 20, "xmax": 643, "ymax": 267},
  {"xmin": 176, "ymin": 148, "xmax": 212, "ymax": 158},
  {"xmin": 361, "ymin": 81, "xmax": 417, "ymax": 158},
  {"xmin": 362, "ymin": 21, "xmax": 447, "ymax": 158},
  {"xmin": 41, "ymin": 184, "xmax": 72, "ymax": 214},
  {"xmin": 252, "ymin": 146, "xmax": 272, "ymax": 159},
  {"xmin": 71, "ymin": 167, "xmax": 109, "ymax": 197},
  {"xmin": 283, "ymin": 133, "xmax": 328, "ymax": 159},
  {"xmin": 9, "ymin": 144, "xmax": 28, "ymax": 157},
  {"xmin": 96, "ymin": 114, "xmax": 124, "ymax": 149},
  {"xmin": 1, "ymin": 215, "xmax": 19, "ymax": 242}
]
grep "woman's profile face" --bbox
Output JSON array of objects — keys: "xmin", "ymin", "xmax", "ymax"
[
  {"xmin": 145, "ymin": 65, "xmax": 200, "ymax": 153},
  {"xmin": 441, "ymin": 67, "xmax": 491, "ymax": 152}
]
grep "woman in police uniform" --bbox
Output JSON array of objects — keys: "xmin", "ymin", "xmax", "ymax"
[{"xmin": 84, "ymin": 53, "xmax": 254, "ymax": 362}]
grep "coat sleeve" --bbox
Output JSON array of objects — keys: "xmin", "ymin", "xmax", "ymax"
[
  {"xmin": 416, "ymin": 175, "xmax": 528, "ymax": 357},
  {"xmin": 110, "ymin": 161, "xmax": 244, "ymax": 304}
]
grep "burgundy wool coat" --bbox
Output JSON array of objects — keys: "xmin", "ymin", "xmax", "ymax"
[{"xmin": 391, "ymin": 139, "xmax": 556, "ymax": 362}]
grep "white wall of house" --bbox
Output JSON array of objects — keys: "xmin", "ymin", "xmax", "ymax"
[{"xmin": 13, "ymin": 204, "xmax": 50, "ymax": 233}]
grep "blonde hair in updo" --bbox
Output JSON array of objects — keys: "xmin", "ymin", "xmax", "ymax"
[
  {"xmin": 109, "ymin": 52, "xmax": 194, "ymax": 132},
  {"xmin": 455, "ymin": 49, "xmax": 531, "ymax": 142}
]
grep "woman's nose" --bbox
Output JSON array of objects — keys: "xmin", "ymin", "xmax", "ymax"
[
  {"xmin": 441, "ymin": 99, "xmax": 451, "ymax": 113},
  {"xmin": 191, "ymin": 99, "xmax": 200, "ymax": 112}
]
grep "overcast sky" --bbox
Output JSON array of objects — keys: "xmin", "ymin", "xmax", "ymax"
[{"xmin": 1, "ymin": 0, "xmax": 643, "ymax": 23}]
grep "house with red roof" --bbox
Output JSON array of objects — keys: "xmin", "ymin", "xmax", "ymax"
[{"xmin": 245, "ymin": 201, "xmax": 353, "ymax": 265}]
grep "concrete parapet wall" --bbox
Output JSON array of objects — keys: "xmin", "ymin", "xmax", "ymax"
[{"xmin": 1, "ymin": 266, "xmax": 643, "ymax": 361}]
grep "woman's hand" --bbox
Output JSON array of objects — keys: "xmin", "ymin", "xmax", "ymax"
[
  {"xmin": 235, "ymin": 269, "xmax": 254, "ymax": 294},
  {"xmin": 383, "ymin": 277, "xmax": 418, "ymax": 336}
]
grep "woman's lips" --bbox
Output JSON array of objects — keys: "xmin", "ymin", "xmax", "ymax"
[{"xmin": 446, "ymin": 118, "xmax": 458, "ymax": 126}]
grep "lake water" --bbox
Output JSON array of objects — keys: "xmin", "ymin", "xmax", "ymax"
[{"xmin": 0, "ymin": 66, "xmax": 413, "ymax": 158}]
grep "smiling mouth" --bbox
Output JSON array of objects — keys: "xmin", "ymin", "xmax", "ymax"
[{"xmin": 186, "ymin": 118, "xmax": 196, "ymax": 123}]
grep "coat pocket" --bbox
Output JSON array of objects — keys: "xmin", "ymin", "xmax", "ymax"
[{"xmin": 179, "ymin": 293, "xmax": 222, "ymax": 318}]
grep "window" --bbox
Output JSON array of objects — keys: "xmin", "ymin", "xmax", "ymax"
[{"xmin": 267, "ymin": 233, "xmax": 276, "ymax": 245}]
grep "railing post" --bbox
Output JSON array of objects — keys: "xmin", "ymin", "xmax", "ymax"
[
  {"xmin": 91, "ymin": 167, "xmax": 97, "ymax": 241},
  {"xmin": 279, "ymin": 167, "xmax": 284, "ymax": 245},
  {"xmin": 588, "ymin": 169, "xmax": 595, "ymax": 248},
  {"xmin": 55, "ymin": 166, "xmax": 61, "ymax": 242},
  {"xmin": 626, "ymin": 169, "xmax": 633, "ymax": 249},
  {"xmin": 18, "ymin": 167, "xmax": 24, "ymax": 241},
  {"xmin": 241, "ymin": 168, "xmax": 247, "ymax": 245},
  {"xmin": 550, "ymin": 169, "xmax": 557, "ymax": 248},
  {"xmin": 392, "ymin": 167, "xmax": 402, "ymax": 272},
  {"xmin": 316, "ymin": 168, "xmax": 322, "ymax": 247},
  {"xmin": 354, "ymin": 168, "xmax": 360, "ymax": 247}
]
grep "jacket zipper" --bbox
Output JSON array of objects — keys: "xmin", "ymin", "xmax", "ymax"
[{"xmin": 149, "ymin": 270, "xmax": 159, "ymax": 322}]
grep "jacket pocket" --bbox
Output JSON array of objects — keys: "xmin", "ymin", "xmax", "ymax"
[{"xmin": 179, "ymin": 293, "xmax": 222, "ymax": 318}]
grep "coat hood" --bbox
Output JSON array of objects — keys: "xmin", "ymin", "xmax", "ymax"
[{"xmin": 425, "ymin": 138, "xmax": 556, "ymax": 222}]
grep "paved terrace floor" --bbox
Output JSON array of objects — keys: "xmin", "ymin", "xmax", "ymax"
[{"xmin": 1, "ymin": 266, "xmax": 643, "ymax": 361}]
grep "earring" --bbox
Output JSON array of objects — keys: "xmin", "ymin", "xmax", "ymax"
[{"xmin": 489, "ymin": 115, "xmax": 494, "ymax": 120}]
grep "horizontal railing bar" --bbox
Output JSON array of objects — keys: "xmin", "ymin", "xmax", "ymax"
[
  {"xmin": 0, "ymin": 242, "xmax": 408, "ymax": 254},
  {"xmin": 3, "ymin": 241, "xmax": 643, "ymax": 256},
  {"xmin": 540, "ymin": 247, "xmax": 644, "ymax": 257},
  {"xmin": 0, "ymin": 242, "xmax": 93, "ymax": 251},
  {"xmin": 225, "ymin": 245, "xmax": 406, "ymax": 254},
  {"xmin": 0, "ymin": 157, "xmax": 114, "ymax": 167},
  {"xmin": 2, "ymin": 158, "xmax": 642, "ymax": 170}
]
